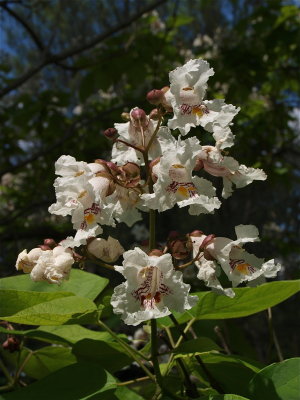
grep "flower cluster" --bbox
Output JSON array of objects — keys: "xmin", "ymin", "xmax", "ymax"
[{"xmin": 16, "ymin": 59, "xmax": 280, "ymax": 326}]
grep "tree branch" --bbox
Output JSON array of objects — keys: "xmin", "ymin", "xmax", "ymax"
[{"xmin": 0, "ymin": 0, "xmax": 168, "ymax": 98}]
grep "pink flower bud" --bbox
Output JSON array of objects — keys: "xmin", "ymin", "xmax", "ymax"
[
  {"xmin": 130, "ymin": 108, "xmax": 148, "ymax": 128},
  {"xmin": 43, "ymin": 238, "xmax": 57, "ymax": 249},
  {"xmin": 103, "ymin": 127, "xmax": 118, "ymax": 140},
  {"xmin": 201, "ymin": 234, "xmax": 215, "ymax": 249},
  {"xmin": 189, "ymin": 230, "xmax": 204, "ymax": 237},
  {"xmin": 39, "ymin": 245, "xmax": 51, "ymax": 251},
  {"xmin": 169, "ymin": 239, "xmax": 189, "ymax": 260},
  {"xmin": 2, "ymin": 337, "xmax": 20, "ymax": 353},
  {"xmin": 193, "ymin": 157, "xmax": 204, "ymax": 171},
  {"xmin": 148, "ymin": 249, "xmax": 163, "ymax": 257},
  {"xmin": 146, "ymin": 89, "xmax": 164, "ymax": 105}
]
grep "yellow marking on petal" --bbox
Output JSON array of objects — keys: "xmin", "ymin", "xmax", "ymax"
[
  {"xmin": 236, "ymin": 263, "xmax": 251, "ymax": 274},
  {"xmin": 177, "ymin": 186, "xmax": 189, "ymax": 198},
  {"xmin": 192, "ymin": 105, "xmax": 204, "ymax": 117},
  {"xmin": 182, "ymin": 87, "xmax": 193, "ymax": 91},
  {"xmin": 75, "ymin": 171, "xmax": 84, "ymax": 177},
  {"xmin": 84, "ymin": 213, "xmax": 95, "ymax": 224},
  {"xmin": 171, "ymin": 164, "xmax": 184, "ymax": 169},
  {"xmin": 78, "ymin": 190, "xmax": 87, "ymax": 199}
]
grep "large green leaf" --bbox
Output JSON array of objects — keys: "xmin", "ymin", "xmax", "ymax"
[
  {"xmin": 183, "ymin": 352, "xmax": 263, "ymax": 396},
  {"xmin": 0, "ymin": 290, "xmax": 98, "ymax": 325},
  {"xmin": 158, "ymin": 280, "xmax": 300, "ymax": 327},
  {"xmin": 0, "ymin": 325, "xmax": 113, "ymax": 345},
  {"xmin": 249, "ymin": 358, "xmax": 300, "ymax": 400},
  {"xmin": 2, "ymin": 346, "xmax": 76, "ymax": 380},
  {"xmin": 0, "ymin": 362, "xmax": 116, "ymax": 400},
  {"xmin": 72, "ymin": 338, "xmax": 132, "ymax": 373},
  {"xmin": 0, "ymin": 269, "xmax": 108, "ymax": 300}
]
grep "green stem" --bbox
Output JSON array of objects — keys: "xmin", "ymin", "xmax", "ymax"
[
  {"xmin": 169, "ymin": 314, "xmax": 224, "ymax": 393},
  {"xmin": 0, "ymin": 358, "xmax": 12, "ymax": 385},
  {"xmin": 145, "ymin": 113, "xmax": 163, "ymax": 154},
  {"xmin": 151, "ymin": 319, "xmax": 164, "ymax": 390},
  {"xmin": 267, "ymin": 307, "xmax": 284, "ymax": 362},
  {"xmin": 164, "ymin": 327, "xmax": 199, "ymax": 398},
  {"xmin": 97, "ymin": 319, "xmax": 154, "ymax": 380},
  {"xmin": 149, "ymin": 209, "xmax": 156, "ymax": 250},
  {"xmin": 87, "ymin": 256, "xmax": 115, "ymax": 271}
]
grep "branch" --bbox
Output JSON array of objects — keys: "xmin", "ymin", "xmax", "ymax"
[
  {"xmin": 1, "ymin": 3, "xmax": 45, "ymax": 51},
  {"xmin": 0, "ymin": 0, "xmax": 168, "ymax": 98}
]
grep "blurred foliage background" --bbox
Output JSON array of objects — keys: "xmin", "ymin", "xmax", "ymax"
[{"xmin": 0, "ymin": 0, "xmax": 299, "ymax": 360}]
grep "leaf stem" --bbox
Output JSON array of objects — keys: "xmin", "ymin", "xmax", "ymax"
[
  {"xmin": 267, "ymin": 307, "xmax": 284, "ymax": 362},
  {"xmin": 169, "ymin": 314, "xmax": 224, "ymax": 393},
  {"xmin": 0, "ymin": 358, "xmax": 13, "ymax": 385},
  {"xmin": 97, "ymin": 319, "xmax": 155, "ymax": 380}
]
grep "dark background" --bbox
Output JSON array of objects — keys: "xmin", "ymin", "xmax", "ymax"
[{"xmin": 0, "ymin": 0, "xmax": 299, "ymax": 361}]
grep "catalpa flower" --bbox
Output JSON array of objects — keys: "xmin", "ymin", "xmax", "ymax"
[
  {"xmin": 111, "ymin": 108, "xmax": 172, "ymax": 165},
  {"xmin": 166, "ymin": 59, "xmax": 239, "ymax": 137},
  {"xmin": 196, "ymin": 145, "xmax": 267, "ymax": 198},
  {"xmin": 111, "ymin": 248, "xmax": 198, "ymax": 326},
  {"xmin": 49, "ymin": 156, "xmax": 116, "ymax": 246},
  {"xmin": 16, "ymin": 246, "xmax": 75, "ymax": 284},
  {"xmin": 141, "ymin": 137, "xmax": 221, "ymax": 215},
  {"xmin": 87, "ymin": 236, "xmax": 124, "ymax": 263},
  {"xmin": 190, "ymin": 225, "xmax": 281, "ymax": 292}
]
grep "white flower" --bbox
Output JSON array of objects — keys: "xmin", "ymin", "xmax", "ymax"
[
  {"xmin": 197, "ymin": 146, "xmax": 267, "ymax": 198},
  {"xmin": 16, "ymin": 248, "xmax": 43, "ymax": 273},
  {"xmin": 191, "ymin": 225, "xmax": 281, "ymax": 291},
  {"xmin": 17, "ymin": 246, "xmax": 75, "ymax": 284},
  {"xmin": 49, "ymin": 156, "xmax": 116, "ymax": 246},
  {"xmin": 111, "ymin": 108, "xmax": 171, "ymax": 165},
  {"xmin": 87, "ymin": 236, "xmax": 124, "ymax": 263},
  {"xmin": 166, "ymin": 59, "xmax": 239, "ymax": 136},
  {"xmin": 141, "ymin": 137, "xmax": 221, "ymax": 215},
  {"xmin": 111, "ymin": 248, "xmax": 198, "ymax": 326}
]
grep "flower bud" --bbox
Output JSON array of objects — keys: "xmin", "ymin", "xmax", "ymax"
[
  {"xmin": 169, "ymin": 239, "xmax": 189, "ymax": 260},
  {"xmin": 2, "ymin": 337, "xmax": 20, "ymax": 353},
  {"xmin": 43, "ymin": 238, "xmax": 57, "ymax": 249},
  {"xmin": 167, "ymin": 230, "xmax": 180, "ymax": 241},
  {"xmin": 88, "ymin": 237, "xmax": 124, "ymax": 263},
  {"xmin": 149, "ymin": 108, "xmax": 160, "ymax": 120},
  {"xmin": 161, "ymin": 86, "xmax": 170, "ymax": 94},
  {"xmin": 121, "ymin": 112, "xmax": 130, "ymax": 121},
  {"xmin": 201, "ymin": 234, "xmax": 215, "ymax": 249},
  {"xmin": 193, "ymin": 157, "xmax": 204, "ymax": 171},
  {"xmin": 130, "ymin": 108, "xmax": 148, "ymax": 128},
  {"xmin": 148, "ymin": 249, "xmax": 163, "ymax": 257},
  {"xmin": 146, "ymin": 89, "xmax": 164, "ymax": 105},
  {"xmin": 103, "ymin": 127, "xmax": 118, "ymax": 140},
  {"xmin": 39, "ymin": 244, "xmax": 52, "ymax": 251},
  {"xmin": 106, "ymin": 161, "xmax": 121, "ymax": 176},
  {"xmin": 189, "ymin": 230, "xmax": 204, "ymax": 237}
]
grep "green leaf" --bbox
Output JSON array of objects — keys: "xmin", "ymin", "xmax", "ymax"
[
  {"xmin": 183, "ymin": 352, "xmax": 263, "ymax": 396},
  {"xmin": 115, "ymin": 386, "xmax": 145, "ymax": 400},
  {"xmin": 0, "ymin": 269, "xmax": 108, "ymax": 300},
  {"xmin": 201, "ymin": 395, "xmax": 250, "ymax": 400},
  {"xmin": 0, "ymin": 290, "xmax": 98, "ymax": 325},
  {"xmin": 2, "ymin": 346, "xmax": 76, "ymax": 380},
  {"xmin": 72, "ymin": 338, "xmax": 132, "ymax": 373},
  {"xmin": 0, "ymin": 362, "xmax": 116, "ymax": 400},
  {"xmin": 158, "ymin": 280, "xmax": 300, "ymax": 327},
  {"xmin": 173, "ymin": 337, "xmax": 221, "ymax": 357},
  {"xmin": 0, "ymin": 324, "xmax": 112, "ymax": 345},
  {"xmin": 249, "ymin": 358, "xmax": 300, "ymax": 400}
]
